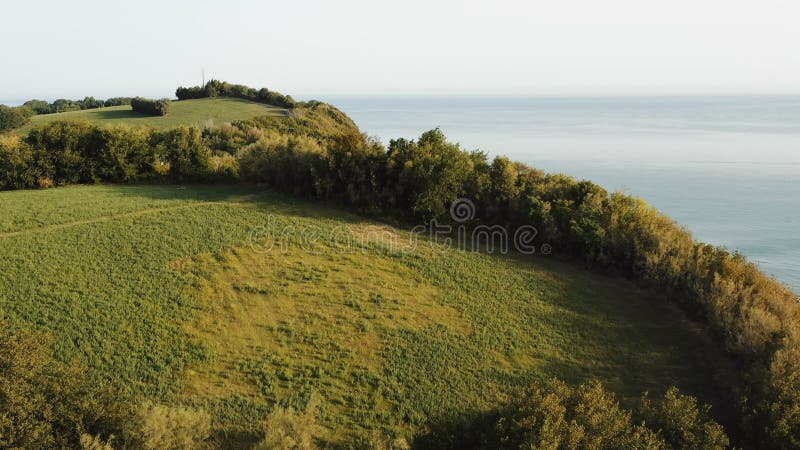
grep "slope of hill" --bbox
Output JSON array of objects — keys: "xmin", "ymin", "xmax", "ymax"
[
  {"xmin": 0, "ymin": 184, "xmax": 737, "ymax": 447},
  {"xmin": 13, "ymin": 98, "xmax": 287, "ymax": 134}
]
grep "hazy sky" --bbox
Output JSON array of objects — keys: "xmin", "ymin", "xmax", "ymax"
[{"xmin": 2, "ymin": 0, "xmax": 800, "ymax": 100}]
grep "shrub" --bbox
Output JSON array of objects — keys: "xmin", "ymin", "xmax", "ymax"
[
  {"xmin": 131, "ymin": 97, "xmax": 171, "ymax": 116},
  {"xmin": 23, "ymin": 99, "xmax": 53, "ymax": 114},
  {"xmin": 237, "ymin": 131, "xmax": 323, "ymax": 196},
  {"xmin": 639, "ymin": 387, "xmax": 729, "ymax": 450},
  {"xmin": 486, "ymin": 379, "xmax": 727, "ymax": 450},
  {"xmin": 254, "ymin": 396, "xmax": 323, "ymax": 450},
  {"xmin": 0, "ymin": 134, "xmax": 39, "ymax": 189},
  {"xmin": 491, "ymin": 380, "xmax": 665, "ymax": 449},
  {"xmin": 0, "ymin": 321, "xmax": 128, "ymax": 449},
  {"xmin": 80, "ymin": 434, "xmax": 115, "ymax": 450},
  {"xmin": 25, "ymin": 120, "xmax": 100, "ymax": 184},
  {"xmin": 153, "ymin": 126, "xmax": 213, "ymax": 180},
  {"xmin": 385, "ymin": 128, "xmax": 474, "ymax": 219},
  {"xmin": 0, "ymin": 104, "xmax": 34, "ymax": 132},
  {"xmin": 103, "ymin": 97, "xmax": 132, "ymax": 107},
  {"xmin": 209, "ymin": 152, "xmax": 239, "ymax": 180},
  {"xmin": 97, "ymin": 126, "xmax": 157, "ymax": 182},
  {"xmin": 129, "ymin": 403, "xmax": 211, "ymax": 450},
  {"xmin": 312, "ymin": 131, "xmax": 386, "ymax": 209}
]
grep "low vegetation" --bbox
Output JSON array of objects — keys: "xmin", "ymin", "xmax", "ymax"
[{"xmin": 0, "ymin": 104, "xmax": 34, "ymax": 132}]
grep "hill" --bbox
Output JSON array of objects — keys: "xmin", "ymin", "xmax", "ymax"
[
  {"xmin": 0, "ymin": 184, "xmax": 736, "ymax": 447},
  {"xmin": 12, "ymin": 97, "xmax": 287, "ymax": 134}
]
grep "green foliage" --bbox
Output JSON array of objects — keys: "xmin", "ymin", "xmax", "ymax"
[
  {"xmin": 25, "ymin": 120, "xmax": 100, "ymax": 184},
  {"xmin": 639, "ymin": 387, "xmax": 729, "ymax": 450},
  {"xmin": 0, "ymin": 134, "xmax": 40, "ymax": 189},
  {"xmin": 20, "ymin": 97, "xmax": 128, "ymax": 118},
  {"xmin": 0, "ymin": 104, "xmax": 34, "ymax": 132},
  {"xmin": 80, "ymin": 434, "xmax": 116, "ymax": 450},
  {"xmin": 0, "ymin": 121, "xmax": 235, "ymax": 189},
  {"xmin": 23, "ymin": 99, "xmax": 53, "ymax": 114},
  {"xmin": 477, "ymin": 380, "xmax": 730, "ymax": 450},
  {"xmin": 254, "ymin": 396, "xmax": 323, "ymax": 450},
  {"xmin": 386, "ymin": 128, "xmax": 474, "ymax": 218},
  {"xmin": 128, "ymin": 403, "xmax": 211, "ymax": 450},
  {"xmin": 176, "ymin": 80, "xmax": 296, "ymax": 108},
  {"xmin": 131, "ymin": 97, "xmax": 171, "ymax": 116},
  {"xmin": 236, "ymin": 131, "xmax": 323, "ymax": 195},
  {"xmin": 103, "ymin": 97, "xmax": 133, "ymax": 107},
  {"xmin": 489, "ymin": 380, "xmax": 670, "ymax": 450},
  {"xmin": 154, "ymin": 125, "xmax": 212, "ymax": 180},
  {"xmin": 0, "ymin": 321, "xmax": 128, "ymax": 449}
]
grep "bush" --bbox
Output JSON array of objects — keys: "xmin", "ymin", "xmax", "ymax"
[
  {"xmin": 16, "ymin": 121, "xmax": 216, "ymax": 185},
  {"xmin": 485, "ymin": 379, "xmax": 726, "ymax": 450},
  {"xmin": 0, "ymin": 134, "xmax": 40, "ymax": 189},
  {"xmin": 385, "ymin": 128, "xmax": 474, "ymax": 218},
  {"xmin": 0, "ymin": 104, "xmax": 34, "ymax": 132},
  {"xmin": 153, "ymin": 126, "xmax": 213, "ymax": 180},
  {"xmin": 97, "ymin": 126, "xmax": 158, "ymax": 182},
  {"xmin": 131, "ymin": 97, "xmax": 171, "ymax": 116},
  {"xmin": 237, "ymin": 131, "xmax": 323, "ymax": 196},
  {"xmin": 254, "ymin": 396, "xmax": 323, "ymax": 450},
  {"xmin": 80, "ymin": 434, "xmax": 115, "ymax": 450},
  {"xmin": 0, "ymin": 321, "xmax": 128, "ymax": 449},
  {"xmin": 639, "ymin": 387, "xmax": 729, "ymax": 450},
  {"xmin": 129, "ymin": 403, "xmax": 211, "ymax": 450},
  {"xmin": 23, "ymin": 99, "xmax": 52, "ymax": 114},
  {"xmin": 209, "ymin": 152, "xmax": 239, "ymax": 180},
  {"xmin": 25, "ymin": 120, "xmax": 100, "ymax": 184}
]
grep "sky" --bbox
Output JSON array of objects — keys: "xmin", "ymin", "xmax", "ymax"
[{"xmin": 2, "ymin": 0, "xmax": 800, "ymax": 100}]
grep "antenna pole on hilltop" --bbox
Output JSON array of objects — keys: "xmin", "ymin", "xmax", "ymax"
[{"xmin": 202, "ymin": 68, "xmax": 205, "ymax": 87}]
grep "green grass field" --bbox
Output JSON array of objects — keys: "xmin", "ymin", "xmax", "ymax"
[
  {"xmin": 0, "ymin": 185, "xmax": 736, "ymax": 447},
  {"xmin": 14, "ymin": 98, "xmax": 286, "ymax": 134}
]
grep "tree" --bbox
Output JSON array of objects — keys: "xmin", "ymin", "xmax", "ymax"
[{"xmin": 0, "ymin": 105, "xmax": 34, "ymax": 132}]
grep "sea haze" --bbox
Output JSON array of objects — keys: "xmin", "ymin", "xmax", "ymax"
[{"xmin": 327, "ymin": 95, "xmax": 800, "ymax": 292}]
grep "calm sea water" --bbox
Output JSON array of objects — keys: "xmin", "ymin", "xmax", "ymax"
[{"xmin": 325, "ymin": 96, "xmax": 800, "ymax": 292}]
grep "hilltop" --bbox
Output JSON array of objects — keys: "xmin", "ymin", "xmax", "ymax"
[{"xmin": 12, "ymin": 97, "xmax": 287, "ymax": 134}]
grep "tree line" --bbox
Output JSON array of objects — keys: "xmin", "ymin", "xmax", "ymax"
[
  {"xmin": 23, "ymin": 97, "xmax": 133, "ymax": 115},
  {"xmin": 0, "ymin": 97, "xmax": 134, "ymax": 132},
  {"xmin": 0, "ymin": 100, "xmax": 799, "ymax": 448},
  {"xmin": 175, "ymin": 80, "xmax": 296, "ymax": 109}
]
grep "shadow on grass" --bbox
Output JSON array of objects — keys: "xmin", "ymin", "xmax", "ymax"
[{"xmin": 82, "ymin": 108, "xmax": 149, "ymax": 120}]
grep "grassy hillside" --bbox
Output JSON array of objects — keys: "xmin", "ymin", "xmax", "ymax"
[
  {"xmin": 14, "ymin": 98, "xmax": 286, "ymax": 134},
  {"xmin": 0, "ymin": 184, "xmax": 736, "ymax": 447}
]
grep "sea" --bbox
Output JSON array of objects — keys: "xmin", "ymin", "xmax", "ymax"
[{"xmin": 324, "ymin": 96, "xmax": 800, "ymax": 293}]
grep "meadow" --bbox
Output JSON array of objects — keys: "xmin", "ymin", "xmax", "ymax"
[
  {"xmin": 13, "ymin": 98, "xmax": 286, "ymax": 134},
  {"xmin": 0, "ymin": 184, "xmax": 737, "ymax": 447}
]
